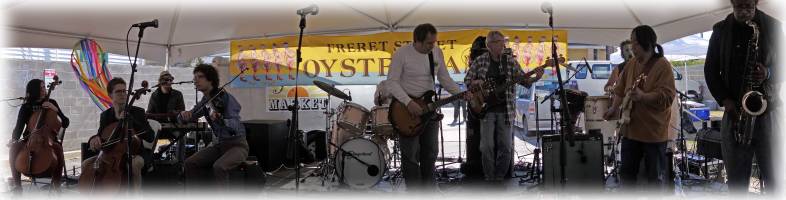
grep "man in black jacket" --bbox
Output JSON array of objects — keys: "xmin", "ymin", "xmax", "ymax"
[
  {"xmin": 703, "ymin": 0, "xmax": 781, "ymax": 193},
  {"xmin": 147, "ymin": 71, "xmax": 186, "ymax": 122},
  {"xmin": 146, "ymin": 71, "xmax": 188, "ymax": 164},
  {"xmin": 83, "ymin": 77, "xmax": 155, "ymax": 192}
]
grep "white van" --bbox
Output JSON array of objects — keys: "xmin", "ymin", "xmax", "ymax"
[{"xmin": 519, "ymin": 60, "xmax": 699, "ymax": 135}]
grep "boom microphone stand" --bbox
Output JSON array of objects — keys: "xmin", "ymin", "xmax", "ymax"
[{"xmin": 123, "ymin": 19, "xmax": 157, "ymax": 193}]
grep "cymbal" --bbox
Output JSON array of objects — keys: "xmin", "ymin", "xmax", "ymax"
[{"xmin": 313, "ymin": 80, "xmax": 351, "ymax": 101}]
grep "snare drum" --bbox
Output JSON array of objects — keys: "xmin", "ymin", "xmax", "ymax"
[
  {"xmin": 370, "ymin": 105, "xmax": 394, "ymax": 136},
  {"xmin": 337, "ymin": 102, "xmax": 370, "ymax": 133}
]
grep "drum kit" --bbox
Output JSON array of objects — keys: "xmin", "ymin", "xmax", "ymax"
[{"xmin": 310, "ymin": 80, "xmax": 398, "ymax": 189}]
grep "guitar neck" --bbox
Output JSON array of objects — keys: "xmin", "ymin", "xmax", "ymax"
[
  {"xmin": 492, "ymin": 63, "xmax": 549, "ymax": 91},
  {"xmin": 431, "ymin": 91, "xmax": 466, "ymax": 109}
]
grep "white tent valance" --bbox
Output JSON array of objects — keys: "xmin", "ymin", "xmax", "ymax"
[{"xmin": 4, "ymin": 0, "xmax": 782, "ymax": 66}]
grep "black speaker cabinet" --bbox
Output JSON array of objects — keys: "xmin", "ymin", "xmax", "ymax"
[
  {"xmin": 242, "ymin": 120, "xmax": 288, "ymax": 172},
  {"xmin": 542, "ymin": 133, "xmax": 604, "ymax": 190},
  {"xmin": 697, "ymin": 128, "xmax": 723, "ymax": 160}
]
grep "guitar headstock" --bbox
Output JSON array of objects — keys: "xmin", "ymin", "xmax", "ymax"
[
  {"xmin": 543, "ymin": 56, "xmax": 567, "ymax": 68},
  {"xmin": 631, "ymin": 74, "xmax": 647, "ymax": 90}
]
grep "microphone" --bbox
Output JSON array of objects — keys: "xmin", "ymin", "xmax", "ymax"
[
  {"xmin": 2, "ymin": 97, "xmax": 26, "ymax": 101},
  {"xmin": 297, "ymin": 4, "xmax": 319, "ymax": 16},
  {"xmin": 676, "ymin": 90, "xmax": 689, "ymax": 99},
  {"xmin": 173, "ymin": 81, "xmax": 194, "ymax": 85},
  {"xmin": 153, "ymin": 80, "xmax": 194, "ymax": 88},
  {"xmin": 503, "ymin": 48, "xmax": 513, "ymax": 55},
  {"xmin": 132, "ymin": 19, "xmax": 159, "ymax": 29},
  {"xmin": 540, "ymin": 2, "xmax": 553, "ymax": 14},
  {"xmin": 582, "ymin": 57, "xmax": 594, "ymax": 74}
]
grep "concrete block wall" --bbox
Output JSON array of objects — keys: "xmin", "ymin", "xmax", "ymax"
[{"xmin": 3, "ymin": 59, "xmax": 197, "ymax": 151}]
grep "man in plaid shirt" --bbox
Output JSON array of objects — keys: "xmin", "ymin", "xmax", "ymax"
[{"xmin": 465, "ymin": 31, "xmax": 544, "ymax": 182}]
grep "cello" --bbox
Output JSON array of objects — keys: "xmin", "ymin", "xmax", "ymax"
[
  {"xmin": 14, "ymin": 76, "xmax": 63, "ymax": 179},
  {"xmin": 78, "ymin": 81, "xmax": 149, "ymax": 193}
]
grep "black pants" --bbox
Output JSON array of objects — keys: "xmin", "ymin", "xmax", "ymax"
[
  {"xmin": 721, "ymin": 111, "xmax": 774, "ymax": 193},
  {"xmin": 620, "ymin": 137, "xmax": 667, "ymax": 191}
]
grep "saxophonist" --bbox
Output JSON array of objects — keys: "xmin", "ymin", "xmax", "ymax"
[{"xmin": 704, "ymin": 0, "xmax": 781, "ymax": 193}]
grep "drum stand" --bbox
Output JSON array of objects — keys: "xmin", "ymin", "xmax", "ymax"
[
  {"xmin": 299, "ymin": 95, "xmax": 338, "ymax": 186},
  {"xmin": 603, "ymin": 133, "xmax": 622, "ymax": 183},
  {"xmin": 384, "ymin": 136, "xmax": 403, "ymax": 189}
]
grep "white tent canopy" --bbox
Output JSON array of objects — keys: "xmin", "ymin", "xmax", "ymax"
[{"xmin": 5, "ymin": 0, "xmax": 783, "ymax": 66}]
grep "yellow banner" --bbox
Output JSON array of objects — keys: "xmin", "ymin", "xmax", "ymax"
[{"xmin": 230, "ymin": 29, "xmax": 567, "ymax": 87}]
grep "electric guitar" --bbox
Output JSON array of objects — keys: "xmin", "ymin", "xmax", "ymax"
[
  {"xmin": 467, "ymin": 58, "xmax": 558, "ymax": 116},
  {"xmin": 389, "ymin": 90, "xmax": 474, "ymax": 137},
  {"xmin": 616, "ymin": 74, "xmax": 647, "ymax": 137}
]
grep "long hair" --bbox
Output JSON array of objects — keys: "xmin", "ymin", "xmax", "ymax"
[
  {"xmin": 632, "ymin": 25, "xmax": 664, "ymax": 58},
  {"xmin": 470, "ymin": 36, "xmax": 487, "ymax": 62},
  {"xmin": 24, "ymin": 79, "xmax": 44, "ymax": 104}
]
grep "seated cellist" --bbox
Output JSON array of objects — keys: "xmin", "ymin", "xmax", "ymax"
[
  {"xmin": 81, "ymin": 78, "xmax": 153, "ymax": 192},
  {"xmin": 8, "ymin": 79, "xmax": 70, "ymax": 194}
]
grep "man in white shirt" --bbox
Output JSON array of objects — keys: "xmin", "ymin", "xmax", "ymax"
[{"xmin": 386, "ymin": 23, "xmax": 464, "ymax": 191}]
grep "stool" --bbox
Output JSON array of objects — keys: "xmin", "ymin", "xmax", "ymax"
[{"xmin": 228, "ymin": 156, "xmax": 266, "ymax": 191}]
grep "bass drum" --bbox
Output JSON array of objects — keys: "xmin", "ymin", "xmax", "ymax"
[{"xmin": 335, "ymin": 138, "xmax": 385, "ymax": 189}]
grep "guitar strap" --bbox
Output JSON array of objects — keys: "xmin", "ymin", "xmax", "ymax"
[{"xmin": 428, "ymin": 52, "xmax": 435, "ymax": 82}]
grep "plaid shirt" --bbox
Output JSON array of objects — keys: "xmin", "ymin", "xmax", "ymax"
[{"xmin": 464, "ymin": 52, "xmax": 531, "ymax": 124}]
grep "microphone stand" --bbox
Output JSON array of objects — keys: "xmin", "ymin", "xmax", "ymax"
[
  {"xmin": 122, "ymin": 24, "xmax": 151, "ymax": 193},
  {"xmin": 539, "ymin": 61, "xmax": 588, "ymax": 104},
  {"xmin": 676, "ymin": 91, "xmax": 691, "ymax": 181},
  {"xmin": 288, "ymin": 11, "xmax": 310, "ymax": 192},
  {"xmin": 543, "ymin": 8, "xmax": 574, "ymax": 189}
]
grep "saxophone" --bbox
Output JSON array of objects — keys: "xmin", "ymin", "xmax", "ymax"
[{"xmin": 735, "ymin": 20, "xmax": 768, "ymax": 146}]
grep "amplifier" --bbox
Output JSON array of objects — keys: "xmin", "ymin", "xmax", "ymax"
[{"xmin": 542, "ymin": 133, "xmax": 604, "ymax": 190}]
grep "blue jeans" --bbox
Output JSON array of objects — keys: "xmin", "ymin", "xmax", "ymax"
[{"xmin": 479, "ymin": 112, "xmax": 512, "ymax": 181}]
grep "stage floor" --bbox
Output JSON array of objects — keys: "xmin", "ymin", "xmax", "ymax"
[{"xmin": 2, "ymin": 107, "xmax": 760, "ymax": 197}]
